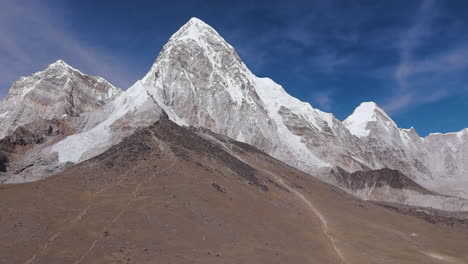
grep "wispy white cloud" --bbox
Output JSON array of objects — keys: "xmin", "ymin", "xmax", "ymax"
[
  {"xmin": 395, "ymin": 0, "xmax": 436, "ymax": 88},
  {"xmin": 0, "ymin": 0, "xmax": 135, "ymax": 98},
  {"xmin": 384, "ymin": 0, "xmax": 468, "ymax": 114},
  {"xmin": 401, "ymin": 47, "xmax": 468, "ymax": 77}
]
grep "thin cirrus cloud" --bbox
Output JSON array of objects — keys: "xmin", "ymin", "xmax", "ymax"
[
  {"xmin": 383, "ymin": 0, "xmax": 468, "ymax": 114},
  {"xmin": 0, "ymin": 0, "xmax": 135, "ymax": 98}
]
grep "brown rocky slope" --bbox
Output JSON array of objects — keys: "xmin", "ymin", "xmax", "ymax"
[{"xmin": 1, "ymin": 120, "xmax": 467, "ymax": 264}]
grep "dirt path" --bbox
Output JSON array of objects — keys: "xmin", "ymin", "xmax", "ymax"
[{"xmin": 214, "ymin": 139, "xmax": 349, "ymax": 263}]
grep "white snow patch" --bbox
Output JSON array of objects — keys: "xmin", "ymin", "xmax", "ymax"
[
  {"xmin": 0, "ymin": 111, "xmax": 9, "ymax": 119},
  {"xmin": 51, "ymin": 81, "xmax": 151, "ymax": 163}
]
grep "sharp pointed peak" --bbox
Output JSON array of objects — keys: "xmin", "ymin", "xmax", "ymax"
[
  {"xmin": 143, "ymin": 16, "xmax": 237, "ymax": 82},
  {"xmin": 48, "ymin": 59, "xmax": 73, "ymax": 68},
  {"xmin": 178, "ymin": 17, "xmax": 212, "ymax": 32},
  {"xmin": 354, "ymin": 101, "xmax": 392, "ymax": 118},
  {"xmin": 19, "ymin": 60, "xmax": 76, "ymax": 80},
  {"xmin": 44, "ymin": 59, "xmax": 80, "ymax": 74},
  {"xmin": 357, "ymin": 101, "xmax": 380, "ymax": 111},
  {"xmin": 186, "ymin": 17, "xmax": 208, "ymax": 26},
  {"xmin": 180, "ymin": 17, "xmax": 215, "ymax": 32},
  {"xmin": 168, "ymin": 16, "xmax": 222, "ymax": 43},
  {"xmin": 344, "ymin": 101, "xmax": 398, "ymax": 137}
]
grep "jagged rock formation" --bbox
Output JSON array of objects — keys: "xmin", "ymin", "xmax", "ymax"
[
  {"xmin": 0, "ymin": 60, "xmax": 121, "ymax": 139},
  {"xmin": 344, "ymin": 102, "xmax": 468, "ymax": 199}
]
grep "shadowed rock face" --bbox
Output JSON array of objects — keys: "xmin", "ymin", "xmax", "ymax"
[
  {"xmin": 0, "ymin": 152, "xmax": 6, "ymax": 172},
  {"xmin": 329, "ymin": 167, "xmax": 468, "ymax": 212},
  {"xmin": 0, "ymin": 119, "xmax": 76, "ymax": 182},
  {"xmin": 1, "ymin": 119, "xmax": 73, "ymax": 148},
  {"xmin": 149, "ymin": 121, "xmax": 268, "ymax": 191},
  {"xmin": 1, "ymin": 120, "xmax": 468, "ymax": 264},
  {"xmin": 335, "ymin": 168, "xmax": 432, "ymax": 194}
]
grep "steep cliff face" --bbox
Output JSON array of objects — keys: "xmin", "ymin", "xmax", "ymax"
[{"xmin": 0, "ymin": 60, "xmax": 121, "ymax": 139}]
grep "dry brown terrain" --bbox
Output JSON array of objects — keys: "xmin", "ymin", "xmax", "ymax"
[{"xmin": 1, "ymin": 120, "xmax": 467, "ymax": 264}]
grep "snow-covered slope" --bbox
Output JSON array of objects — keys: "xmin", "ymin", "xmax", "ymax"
[
  {"xmin": 0, "ymin": 60, "xmax": 121, "ymax": 139},
  {"xmin": 49, "ymin": 80, "xmax": 167, "ymax": 164}
]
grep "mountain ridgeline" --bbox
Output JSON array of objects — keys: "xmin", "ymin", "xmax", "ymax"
[{"xmin": 0, "ymin": 17, "xmax": 467, "ymax": 210}]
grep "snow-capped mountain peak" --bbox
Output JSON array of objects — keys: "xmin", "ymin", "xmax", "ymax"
[
  {"xmin": 0, "ymin": 60, "xmax": 121, "ymax": 139},
  {"xmin": 344, "ymin": 101, "xmax": 397, "ymax": 137},
  {"xmin": 168, "ymin": 17, "xmax": 232, "ymax": 48},
  {"xmin": 139, "ymin": 18, "xmax": 370, "ymax": 173},
  {"xmin": 180, "ymin": 17, "xmax": 213, "ymax": 35},
  {"xmin": 47, "ymin": 59, "xmax": 73, "ymax": 69}
]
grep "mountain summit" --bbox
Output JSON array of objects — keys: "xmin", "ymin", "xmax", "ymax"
[
  {"xmin": 344, "ymin": 102, "xmax": 397, "ymax": 138},
  {"xmin": 1, "ymin": 17, "xmax": 468, "ymax": 203},
  {"xmin": 0, "ymin": 60, "xmax": 120, "ymax": 139}
]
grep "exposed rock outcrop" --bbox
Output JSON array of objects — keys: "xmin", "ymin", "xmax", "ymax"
[
  {"xmin": 0, "ymin": 60, "xmax": 121, "ymax": 139},
  {"xmin": 331, "ymin": 168, "xmax": 468, "ymax": 211}
]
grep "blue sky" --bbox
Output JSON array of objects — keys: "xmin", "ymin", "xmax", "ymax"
[{"xmin": 1, "ymin": 0, "xmax": 467, "ymax": 135}]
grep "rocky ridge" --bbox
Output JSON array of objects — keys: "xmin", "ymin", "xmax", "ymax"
[{"xmin": 0, "ymin": 60, "xmax": 121, "ymax": 139}]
